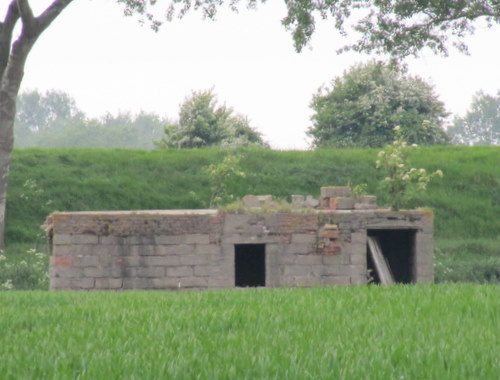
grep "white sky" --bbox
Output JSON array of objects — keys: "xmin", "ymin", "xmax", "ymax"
[{"xmin": 15, "ymin": 0, "xmax": 500, "ymax": 149}]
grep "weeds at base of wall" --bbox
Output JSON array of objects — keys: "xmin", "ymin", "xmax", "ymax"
[{"xmin": 0, "ymin": 247, "xmax": 48, "ymax": 290}]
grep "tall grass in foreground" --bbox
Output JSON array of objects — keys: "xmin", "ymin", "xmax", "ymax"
[{"xmin": 0, "ymin": 285, "xmax": 498, "ymax": 379}]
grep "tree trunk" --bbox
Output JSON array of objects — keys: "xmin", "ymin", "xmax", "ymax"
[{"xmin": 0, "ymin": 0, "xmax": 73, "ymax": 248}]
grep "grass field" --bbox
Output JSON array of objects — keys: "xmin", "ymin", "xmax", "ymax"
[{"xmin": 0, "ymin": 285, "xmax": 498, "ymax": 379}]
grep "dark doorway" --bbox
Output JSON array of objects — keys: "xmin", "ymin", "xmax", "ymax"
[
  {"xmin": 235, "ymin": 244, "xmax": 266, "ymax": 287},
  {"xmin": 367, "ymin": 229, "xmax": 416, "ymax": 284}
]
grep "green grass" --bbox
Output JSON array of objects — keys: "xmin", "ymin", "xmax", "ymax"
[{"xmin": 0, "ymin": 285, "xmax": 498, "ymax": 379}]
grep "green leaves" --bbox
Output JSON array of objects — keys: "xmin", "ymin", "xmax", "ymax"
[
  {"xmin": 308, "ymin": 61, "xmax": 448, "ymax": 148},
  {"xmin": 376, "ymin": 126, "xmax": 443, "ymax": 210},
  {"xmin": 156, "ymin": 89, "xmax": 267, "ymax": 149}
]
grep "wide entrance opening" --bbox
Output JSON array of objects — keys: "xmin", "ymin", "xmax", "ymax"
[
  {"xmin": 367, "ymin": 229, "xmax": 416, "ymax": 284},
  {"xmin": 235, "ymin": 244, "xmax": 266, "ymax": 287}
]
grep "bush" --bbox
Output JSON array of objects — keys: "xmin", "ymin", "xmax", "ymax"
[{"xmin": 0, "ymin": 248, "xmax": 49, "ymax": 290}]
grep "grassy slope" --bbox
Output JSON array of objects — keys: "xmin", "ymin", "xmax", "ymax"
[
  {"xmin": 0, "ymin": 285, "xmax": 498, "ymax": 379},
  {"xmin": 7, "ymin": 146, "xmax": 500, "ymax": 243}
]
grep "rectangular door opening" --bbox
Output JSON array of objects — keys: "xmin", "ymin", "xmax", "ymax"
[
  {"xmin": 235, "ymin": 244, "xmax": 266, "ymax": 287},
  {"xmin": 367, "ymin": 229, "xmax": 416, "ymax": 284}
]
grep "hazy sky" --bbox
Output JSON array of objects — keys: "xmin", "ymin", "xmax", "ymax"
[{"xmin": 16, "ymin": 0, "xmax": 500, "ymax": 149}]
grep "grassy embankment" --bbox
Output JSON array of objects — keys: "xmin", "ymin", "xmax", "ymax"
[
  {"xmin": 3, "ymin": 146, "xmax": 500, "ymax": 284},
  {"xmin": 0, "ymin": 285, "xmax": 498, "ymax": 379}
]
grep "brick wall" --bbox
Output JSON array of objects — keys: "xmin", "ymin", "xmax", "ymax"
[{"xmin": 47, "ymin": 209, "xmax": 434, "ymax": 290}]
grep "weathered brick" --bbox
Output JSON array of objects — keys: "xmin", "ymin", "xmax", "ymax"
[
  {"xmin": 122, "ymin": 277, "xmax": 152, "ymax": 289},
  {"xmin": 294, "ymin": 255, "xmax": 322, "ymax": 265},
  {"xmin": 52, "ymin": 255, "xmax": 73, "ymax": 267}
]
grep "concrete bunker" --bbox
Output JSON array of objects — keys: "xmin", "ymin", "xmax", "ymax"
[{"xmin": 46, "ymin": 187, "xmax": 434, "ymax": 290}]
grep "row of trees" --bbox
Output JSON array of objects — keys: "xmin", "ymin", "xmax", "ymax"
[
  {"xmin": 14, "ymin": 89, "xmax": 268, "ymax": 149},
  {"xmin": 16, "ymin": 63, "xmax": 500, "ymax": 150}
]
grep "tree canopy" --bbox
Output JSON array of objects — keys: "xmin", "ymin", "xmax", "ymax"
[
  {"xmin": 308, "ymin": 61, "xmax": 449, "ymax": 148},
  {"xmin": 157, "ymin": 0, "xmax": 500, "ymax": 57},
  {"xmin": 449, "ymin": 90, "xmax": 500, "ymax": 146},
  {"xmin": 155, "ymin": 89, "xmax": 267, "ymax": 148}
]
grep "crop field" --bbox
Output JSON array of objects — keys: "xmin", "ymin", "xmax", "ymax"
[{"xmin": 1, "ymin": 284, "xmax": 498, "ymax": 379}]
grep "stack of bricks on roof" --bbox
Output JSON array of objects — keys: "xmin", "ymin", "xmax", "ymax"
[{"xmin": 46, "ymin": 187, "xmax": 434, "ymax": 290}]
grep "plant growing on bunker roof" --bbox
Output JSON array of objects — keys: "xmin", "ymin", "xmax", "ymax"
[{"xmin": 376, "ymin": 126, "xmax": 443, "ymax": 211}]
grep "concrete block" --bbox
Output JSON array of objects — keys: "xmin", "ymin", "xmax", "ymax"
[
  {"xmin": 350, "ymin": 264, "xmax": 368, "ymax": 276},
  {"xmin": 151, "ymin": 277, "xmax": 183, "ymax": 289},
  {"xmin": 294, "ymin": 255, "xmax": 322, "ymax": 265},
  {"xmin": 208, "ymin": 277, "xmax": 233, "ymax": 289},
  {"xmin": 72, "ymin": 255, "xmax": 99, "ymax": 267},
  {"xmin": 143, "ymin": 255, "xmax": 179, "ymax": 266},
  {"xmin": 285, "ymin": 244, "xmax": 311, "ymax": 255},
  {"xmin": 194, "ymin": 265, "xmax": 220, "ymax": 277},
  {"xmin": 71, "ymin": 278, "xmax": 95, "ymax": 289},
  {"xmin": 291, "ymin": 234, "xmax": 317, "ymax": 245},
  {"xmin": 122, "ymin": 277, "xmax": 152, "ymax": 289},
  {"xmin": 350, "ymin": 275, "xmax": 367, "ymax": 285},
  {"xmin": 83, "ymin": 267, "xmax": 108, "ymax": 278},
  {"xmin": 281, "ymin": 265, "xmax": 312, "ymax": 277},
  {"xmin": 178, "ymin": 277, "xmax": 209, "ymax": 288},
  {"xmin": 130, "ymin": 245, "xmax": 156, "ymax": 256},
  {"xmin": 137, "ymin": 266, "xmax": 165, "ymax": 277},
  {"xmin": 95, "ymin": 278, "xmax": 123, "ymax": 289},
  {"xmin": 52, "ymin": 234, "xmax": 72, "ymax": 245},
  {"xmin": 50, "ymin": 277, "xmax": 71, "ymax": 290},
  {"xmin": 99, "ymin": 236, "xmax": 124, "ymax": 245},
  {"xmin": 195, "ymin": 244, "xmax": 221, "ymax": 255},
  {"xmin": 71, "ymin": 234, "xmax": 99, "ymax": 245},
  {"xmin": 322, "ymin": 253, "xmax": 350, "ymax": 265},
  {"xmin": 155, "ymin": 235, "xmax": 186, "ymax": 245},
  {"xmin": 178, "ymin": 254, "xmax": 211, "ymax": 266},
  {"xmin": 321, "ymin": 276, "xmax": 351, "ymax": 285},
  {"xmin": 53, "ymin": 267, "xmax": 82, "ymax": 278},
  {"xmin": 293, "ymin": 276, "xmax": 321, "ymax": 287},
  {"xmin": 291, "ymin": 195, "xmax": 305, "ymax": 207},
  {"xmin": 184, "ymin": 234, "xmax": 210, "ymax": 244},
  {"xmin": 321, "ymin": 265, "xmax": 349, "ymax": 276},
  {"xmin": 321, "ymin": 186, "xmax": 351, "ymax": 198},
  {"xmin": 124, "ymin": 236, "xmax": 155, "ymax": 245},
  {"xmin": 166, "ymin": 266, "xmax": 193, "ymax": 277},
  {"xmin": 335, "ymin": 197, "xmax": 355, "ymax": 210},
  {"xmin": 156, "ymin": 244, "xmax": 195, "ymax": 256},
  {"xmin": 350, "ymin": 249, "xmax": 367, "ymax": 265}
]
